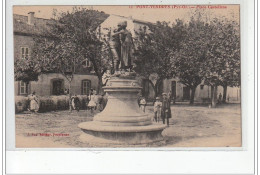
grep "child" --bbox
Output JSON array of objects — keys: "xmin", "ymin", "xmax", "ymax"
[
  {"xmin": 88, "ymin": 91, "xmax": 96, "ymax": 113},
  {"xmin": 153, "ymin": 97, "xmax": 162, "ymax": 122},
  {"xmin": 139, "ymin": 97, "xmax": 147, "ymax": 113},
  {"xmin": 71, "ymin": 95, "xmax": 80, "ymax": 112}
]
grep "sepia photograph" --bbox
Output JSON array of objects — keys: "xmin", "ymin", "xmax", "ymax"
[{"xmin": 13, "ymin": 5, "xmax": 241, "ymax": 148}]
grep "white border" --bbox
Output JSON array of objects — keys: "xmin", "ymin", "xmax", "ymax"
[{"xmin": 5, "ymin": 0, "xmax": 255, "ymax": 174}]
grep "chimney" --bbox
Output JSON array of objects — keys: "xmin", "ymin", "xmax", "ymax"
[{"xmin": 28, "ymin": 12, "xmax": 35, "ymax": 25}]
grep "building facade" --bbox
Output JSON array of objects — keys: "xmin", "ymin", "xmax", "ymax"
[
  {"xmin": 14, "ymin": 12, "xmax": 99, "ymax": 96},
  {"xmin": 14, "ymin": 12, "xmax": 240, "ymax": 102}
]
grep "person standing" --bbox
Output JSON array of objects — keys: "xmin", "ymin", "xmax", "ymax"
[
  {"xmin": 88, "ymin": 91, "xmax": 97, "ymax": 113},
  {"xmin": 98, "ymin": 94, "xmax": 104, "ymax": 111},
  {"xmin": 168, "ymin": 91, "xmax": 172, "ymax": 104},
  {"xmin": 71, "ymin": 95, "xmax": 80, "ymax": 112},
  {"xmin": 139, "ymin": 97, "xmax": 147, "ymax": 113},
  {"xmin": 28, "ymin": 91, "xmax": 39, "ymax": 113},
  {"xmin": 64, "ymin": 88, "xmax": 69, "ymax": 95},
  {"xmin": 85, "ymin": 95, "xmax": 90, "ymax": 110},
  {"xmin": 218, "ymin": 93, "xmax": 222, "ymax": 104},
  {"xmin": 93, "ymin": 90, "xmax": 100, "ymax": 110},
  {"xmin": 153, "ymin": 97, "xmax": 162, "ymax": 122},
  {"xmin": 161, "ymin": 93, "xmax": 172, "ymax": 126}
]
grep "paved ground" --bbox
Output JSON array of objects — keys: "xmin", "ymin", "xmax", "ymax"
[{"xmin": 15, "ymin": 103, "xmax": 241, "ymax": 148}]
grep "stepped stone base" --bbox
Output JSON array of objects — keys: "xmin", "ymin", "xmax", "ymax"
[{"xmin": 78, "ymin": 78, "xmax": 167, "ymax": 146}]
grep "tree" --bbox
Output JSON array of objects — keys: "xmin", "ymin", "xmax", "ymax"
[
  {"xmin": 170, "ymin": 17, "xmax": 210, "ymax": 104},
  {"xmin": 31, "ymin": 7, "xmax": 110, "ymax": 110},
  {"xmin": 204, "ymin": 18, "xmax": 240, "ymax": 106},
  {"xmin": 33, "ymin": 8, "xmax": 110, "ymax": 83},
  {"xmin": 14, "ymin": 57, "xmax": 41, "ymax": 83},
  {"xmin": 134, "ymin": 21, "xmax": 185, "ymax": 97},
  {"xmin": 14, "ymin": 45, "xmax": 44, "ymax": 92}
]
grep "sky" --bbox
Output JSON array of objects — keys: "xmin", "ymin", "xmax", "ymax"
[{"xmin": 13, "ymin": 5, "xmax": 239, "ymax": 23}]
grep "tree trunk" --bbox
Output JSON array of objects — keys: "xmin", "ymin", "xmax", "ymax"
[
  {"xmin": 210, "ymin": 85, "xmax": 214, "ymax": 101},
  {"xmin": 148, "ymin": 79, "xmax": 155, "ymax": 98},
  {"xmin": 154, "ymin": 84, "xmax": 158, "ymax": 98},
  {"xmin": 154, "ymin": 79, "xmax": 162, "ymax": 98},
  {"xmin": 211, "ymin": 85, "xmax": 218, "ymax": 108},
  {"xmin": 222, "ymin": 84, "xmax": 227, "ymax": 103},
  {"xmin": 190, "ymin": 86, "xmax": 196, "ymax": 104},
  {"xmin": 97, "ymin": 76, "xmax": 103, "ymax": 94},
  {"xmin": 69, "ymin": 81, "xmax": 72, "ymax": 111}
]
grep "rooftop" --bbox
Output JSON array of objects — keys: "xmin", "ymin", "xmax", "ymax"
[
  {"xmin": 13, "ymin": 13, "xmax": 153, "ymax": 36},
  {"xmin": 13, "ymin": 14, "xmax": 53, "ymax": 36}
]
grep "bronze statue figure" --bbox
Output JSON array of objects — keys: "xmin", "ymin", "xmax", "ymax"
[{"xmin": 109, "ymin": 21, "xmax": 134, "ymax": 73}]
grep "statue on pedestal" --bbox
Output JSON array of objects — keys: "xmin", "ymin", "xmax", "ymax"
[
  {"xmin": 78, "ymin": 20, "xmax": 166, "ymax": 146},
  {"xmin": 109, "ymin": 21, "xmax": 134, "ymax": 75}
]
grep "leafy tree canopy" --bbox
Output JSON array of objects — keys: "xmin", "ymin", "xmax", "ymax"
[{"xmin": 133, "ymin": 20, "xmax": 186, "ymax": 96}]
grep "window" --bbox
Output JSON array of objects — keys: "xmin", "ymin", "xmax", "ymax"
[
  {"xmin": 19, "ymin": 81, "xmax": 28, "ymax": 95},
  {"xmin": 82, "ymin": 80, "xmax": 91, "ymax": 95},
  {"xmin": 85, "ymin": 59, "xmax": 91, "ymax": 67},
  {"xmin": 21, "ymin": 47, "xmax": 29, "ymax": 59},
  {"xmin": 83, "ymin": 58, "xmax": 91, "ymax": 67},
  {"xmin": 200, "ymin": 85, "xmax": 204, "ymax": 90}
]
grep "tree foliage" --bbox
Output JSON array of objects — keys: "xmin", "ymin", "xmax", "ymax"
[
  {"xmin": 203, "ymin": 18, "xmax": 240, "ymax": 87},
  {"xmin": 203, "ymin": 18, "xmax": 240, "ymax": 105},
  {"xmin": 14, "ymin": 58, "xmax": 41, "ymax": 83},
  {"xmin": 134, "ymin": 21, "xmax": 186, "ymax": 97},
  {"xmin": 135, "ymin": 12, "xmax": 240, "ymax": 105},
  {"xmin": 31, "ymin": 7, "xmax": 110, "ymax": 93},
  {"xmin": 15, "ymin": 7, "xmax": 240, "ymax": 107},
  {"xmin": 170, "ymin": 17, "xmax": 210, "ymax": 104},
  {"xmin": 171, "ymin": 15, "xmax": 239, "ymax": 105}
]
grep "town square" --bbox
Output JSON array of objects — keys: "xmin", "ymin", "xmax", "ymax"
[{"xmin": 13, "ymin": 5, "xmax": 241, "ymax": 147}]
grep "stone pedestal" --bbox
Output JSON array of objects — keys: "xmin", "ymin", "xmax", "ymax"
[{"xmin": 78, "ymin": 78, "xmax": 166, "ymax": 146}]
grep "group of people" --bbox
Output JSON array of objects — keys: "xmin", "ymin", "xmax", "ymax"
[
  {"xmin": 153, "ymin": 93, "xmax": 172, "ymax": 126},
  {"xmin": 138, "ymin": 93, "xmax": 172, "ymax": 126},
  {"xmin": 27, "ymin": 90, "xmax": 172, "ymax": 126},
  {"xmin": 71, "ymin": 89, "xmax": 107, "ymax": 113},
  {"xmin": 27, "ymin": 89, "xmax": 107, "ymax": 113}
]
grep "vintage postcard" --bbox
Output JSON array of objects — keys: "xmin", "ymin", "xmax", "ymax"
[{"xmin": 13, "ymin": 5, "xmax": 241, "ymax": 148}]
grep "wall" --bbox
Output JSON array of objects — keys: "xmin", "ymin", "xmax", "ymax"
[
  {"xmin": 133, "ymin": 22, "xmax": 149, "ymax": 36},
  {"xmin": 14, "ymin": 33, "xmax": 100, "ymax": 97},
  {"xmin": 15, "ymin": 73, "xmax": 99, "ymax": 96},
  {"xmin": 163, "ymin": 78, "xmax": 241, "ymax": 102},
  {"xmin": 13, "ymin": 34, "xmax": 34, "ymax": 61}
]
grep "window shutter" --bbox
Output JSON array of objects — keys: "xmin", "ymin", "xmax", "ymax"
[
  {"xmin": 81, "ymin": 80, "xmax": 83, "ymax": 95},
  {"xmin": 18, "ymin": 81, "xmax": 20, "ymax": 95},
  {"xmin": 22, "ymin": 48, "xmax": 24, "ymax": 57},
  {"xmin": 28, "ymin": 82, "xmax": 31, "ymax": 94},
  {"xmin": 88, "ymin": 81, "xmax": 91, "ymax": 95}
]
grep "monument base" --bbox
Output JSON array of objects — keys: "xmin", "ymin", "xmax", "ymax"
[
  {"xmin": 79, "ymin": 122, "xmax": 166, "ymax": 146},
  {"xmin": 78, "ymin": 78, "xmax": 167, "ymax": 146}
]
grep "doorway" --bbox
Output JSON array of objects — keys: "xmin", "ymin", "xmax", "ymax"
[
  {"xmin": 52, "ymin": 79, "xmax": 64, "ymax": 95},
  {"xmin": 183, "ymin": 86, "xmax": 190, "ymax": 100},
  {"xmin": 142, "ymin": 79, "xmax": 150, "ymax": 99},
  {"xmin": 171, "ymin": 81, "xmax": 176, "ymax": 100}
]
